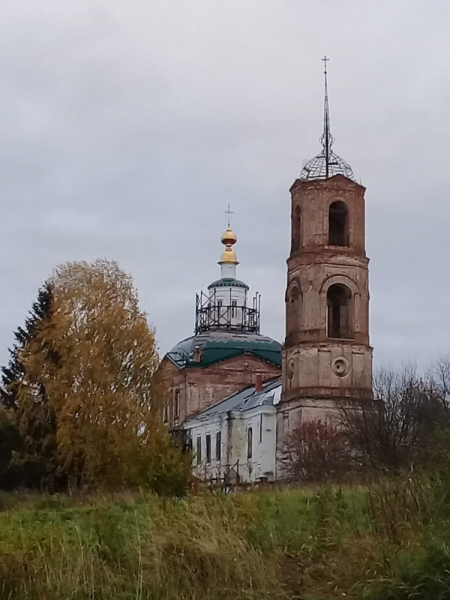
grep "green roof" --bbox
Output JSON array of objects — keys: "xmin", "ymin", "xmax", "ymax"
[
  {"xmin": 207, "ymin": 278, "xmax": 249, "ymax": 290},
  {"xmin": 166, "ymin": 330, "xmax": 282, "ymax": 369}
]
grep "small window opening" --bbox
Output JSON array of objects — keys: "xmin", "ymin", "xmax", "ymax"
[
  {"xmin": 174, "ymin": 389, "xmax": 180, "ymax": 419},
  {"xmin": 283, "ymin": 412, "xmax": 289, "ymax": 435},
  {"xmin": 163, "ymin": 403, "xmax": 168, "ymax": 424},
  {"xmin": 196, "ymin": 436, "xmax": 202, "ymax": 465},
  {"xmin": 206, "ymin": 434, "xmax": 211, "ymax": 464},
  {"xmin": 329, "ymin": 201, "xmax": 349, "ymax": 246},
  {"xmin": 287, "ymin": 285, "xmax": 301, "ymax": 343},
  {"xmin": 291, "ymin": 205, "xmax": 301, "ymax": 252},
  {"xmin": 216, "ymin": 431, "xmax": 221, "ymax": 462},
  {"xmin": 259, "ymin": 415, "xmax": 263, "ymax": 443},
  {"xmin": 327, "ymin": 284, "xmax": 353, "ymax": 339},
  {"xmin": 231, "ymin": 300, "xmax": 237, "ymax": 318},
  {"xmin": 247, "ymin": 427, "xmax": 253, "ymax": 459}
]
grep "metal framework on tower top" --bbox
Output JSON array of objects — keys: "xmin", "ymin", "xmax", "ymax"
[
  {"xmin": 300, "ymin": 56, "xmax": 355, "ymax": 182},
  {"xmin": 195, "ymin": 290, "xmax": 261, "ymax": 334}
]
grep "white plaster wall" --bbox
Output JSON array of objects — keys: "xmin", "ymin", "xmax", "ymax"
[
  {"xmin": 185, "ymin": 415, "xmax": 227, "ymax": 482},
  {"xmin": 185, "ymin": 406, "xmax": 277, "ymax": 484},
  {"xmin": 211, "ymin": 285, "xmax": 248, "ymax": 328},
  {"xmin": 221, "ymin": 263, "xmax": 237, "ymax": 279}
]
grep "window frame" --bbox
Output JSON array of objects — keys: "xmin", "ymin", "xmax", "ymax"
[
  {"xmin": 216, "ymin": 431, "xmax": 221, "ymax": 462},
  {"xmin": 328, "ymin": 200, "xmax": 349, "ymax": 247},
  {"xmin": 247, "ymin": 427, "xmax": 253, "ymax": 460},
  {"xmin": 292, "ymin": 204, "xmax": 301, "ymax": 252},
  {"xmin": 326, "ymin": 283, "xmax": 354, "ymax": 340},
  {"xmin": 206, "ymin": 434, "xmax": 211, "ymax": 464},
  {"xmin": 174, "ymin": 389, "xmax": 180, "ymax": 419},
  {"xmin": 196, "ymin": 436, "xmax": 202, "ymax": 466}
]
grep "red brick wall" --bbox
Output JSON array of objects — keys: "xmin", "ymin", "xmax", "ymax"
[{"xmin": 159, "ymin": 356, "xmax": 280, "ymax": 429}]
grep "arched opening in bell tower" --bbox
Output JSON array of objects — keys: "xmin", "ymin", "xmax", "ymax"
[
  {"xmin": 329, "ymin": 201, "xmax": 348, "ymax": 246},
  {"xmin": 291, "ymin": 205, "xmax": 301, "ymax": 252},
  {"xmin": 327, "ymin": 284, "xmax": 353, "ymax": 339},
  {"xmin": 286, "ymin": 281, "xmax": 301, "ymax": 345}
]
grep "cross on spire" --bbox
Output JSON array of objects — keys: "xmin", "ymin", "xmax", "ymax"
[
  {"xmin": 299, "ymin": 57, "xmax": 356, "ymax": 182},
  {"xmin": 225, "ymin": 204, "xmax": 234, "ymax": 228},
  {"xmin": 320, "ymin": 55, "xmax": 333, "ymax": 178}
]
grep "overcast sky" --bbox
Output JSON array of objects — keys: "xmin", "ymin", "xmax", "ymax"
[{"xmin": 0, "ymin": 0, "xmax": 448, "ymax": 371}]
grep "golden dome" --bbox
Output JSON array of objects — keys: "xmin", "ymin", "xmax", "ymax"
[
  {"xmin": 221, "ymin": 228, "xmax": 237, "ymax": 246},
  {"xmin": 220, "ymin": 247, "xmax": 238, "ymax": 264},
  {"xmin": 219, "ymin": 227, "xmax": 238, "ymax": 264}
]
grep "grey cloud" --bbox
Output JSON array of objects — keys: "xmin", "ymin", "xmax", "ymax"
[{"xmin": 0, "ymin": 0, "xmax": 448, "ymax": 372}]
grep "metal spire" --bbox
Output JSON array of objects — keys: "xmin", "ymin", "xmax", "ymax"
[
  {"xmin": 320, "ymin": 55, "xmax": 334, "ymax": 179},
  {"xmin": 224, "ymin": 204, "xmax": 234, "ymax": 229},
  {"xmin": 299, "ymin": 57, "xmax": 355, "ymax": 182}
]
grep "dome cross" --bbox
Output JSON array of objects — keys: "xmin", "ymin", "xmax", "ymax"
[{"xmin": 225, "ymin": 204, "xmax": 234, "ymax": 229}]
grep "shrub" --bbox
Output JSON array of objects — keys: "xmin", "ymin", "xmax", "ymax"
[{"xmin": 284, "ymin": 419, "xmax": 349, "ymax": 483}]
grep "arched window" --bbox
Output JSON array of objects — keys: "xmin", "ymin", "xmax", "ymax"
[
  {"xmin": 329, "ymin": 201, "xmax": 349, "ymax": 246},
  {"xmin": 206, "ymin": 434, "xmax": 211, "ymax": 464},
  {"xmin": 216, "ymin": 431, "xmax": 221, "ymax": 462},
  {"xmin": 291, "ymin": 205, "xmax": 301, "ymax": 252},
  {"xmin": 247, "ymin": 427, "xmax": 253, "ymax": 459},
  {"xmin": 174, "ymin": 389, "xmax": 180, "ymax": 419},
  {"xmin": 290, "ymin": 285, "xmax": 300, "ymax": 329},
  {"xmin": 327, "ymin": 284, "xmax": 353, "ymax": 339},
  {"xmin": 196, "ymin": 436, "xmax": 202, "ymax": 465},
  {"xmin": 286, "ymin": 283, "xmax": 301, "ymax": 345}
]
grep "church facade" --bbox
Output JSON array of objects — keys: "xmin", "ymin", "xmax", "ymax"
[
  {"xmin": 167, "ymin": 63, "xmax": 374, "ymax": 484},
  {"xmin": 184, "ymin": 377, "xmax": 281, "ymax": 484}
]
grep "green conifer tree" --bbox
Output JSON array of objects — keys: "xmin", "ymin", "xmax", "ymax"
[
  {"xmin": 1, "ymin": 282, "xmax": 53, "ymax": 410},
  {"xmin": 0, "ymin": 408, "xmax": 22, "ymax": 488},
  {"xmin": 0, "ymin": 282, "xmax": 62, "ymax": 489}
]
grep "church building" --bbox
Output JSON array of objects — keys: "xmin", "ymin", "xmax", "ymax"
[
  {"xmin": 159, "ymin": 221, "xmax": 282, "ymax": 434},
  {"xmin": 170, "ymin": 59, "xmax": 373, "ymax": 484}
]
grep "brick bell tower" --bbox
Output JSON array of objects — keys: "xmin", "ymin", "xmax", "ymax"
[{"xmin": 279, "ymin": 58, "xmax": 373, "ymax": 458}]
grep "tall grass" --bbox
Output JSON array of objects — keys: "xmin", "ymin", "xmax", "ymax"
[
  {"xmin": 0, "ymin": 492, "xmax": 285, "ymax": 599},
  {"xmin": 0, "ymin": 478, "xmax": 450, "ymax": 599}
]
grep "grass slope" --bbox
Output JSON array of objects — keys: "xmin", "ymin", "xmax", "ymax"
[{"xmin": 0, "ymin": 480, "xmax": 449, "ymax": 599}]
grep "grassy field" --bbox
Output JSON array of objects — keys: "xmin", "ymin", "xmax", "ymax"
[{"xmin": 0, "ymin": 479, "xmax": 449, "ymax": 599}]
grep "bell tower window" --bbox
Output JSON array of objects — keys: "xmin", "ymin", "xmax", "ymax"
[
  {"xmin": 327, "ymin": 284, "xmax": 353, "ymax": 339},
  {"xmin": 289, "ymin": 285, "xmax": 300, "ymax": 339},
  {"xmin": 291, "ymin": 205, "xmax": 301, "ymax": 252},
  {"xmin": 329, "ymin": 201, "xmax": 348, "ymax": 246}
]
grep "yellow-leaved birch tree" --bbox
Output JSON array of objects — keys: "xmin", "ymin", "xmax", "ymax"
[{"xmin": 18, "ymin": 259, "xmax": 189, "ymax": 492}]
